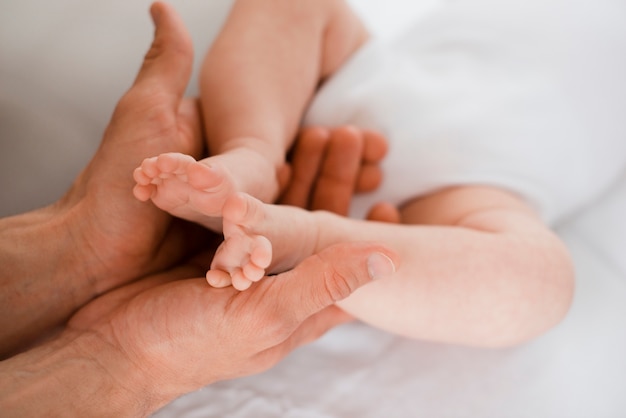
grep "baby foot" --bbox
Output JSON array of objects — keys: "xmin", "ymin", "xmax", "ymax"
[
  {"xmin": 206, "ymin": 192, "xmax": 320, "ymax": 291},
  {"xmin": 133, "ymin": 152, "xmax": 235, "ymax": 230}
]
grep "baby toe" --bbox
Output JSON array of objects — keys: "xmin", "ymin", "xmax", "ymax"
[
  {"xmin": 249, "ymin": 235, "xmax": 272, "ymax": 269},
  {"xmin": 206, "ymin": 269, "xmax": 233, "ymax": 288},
  {"xmin": 243, "ymin": 262, "xmax": 266, "ymax": 282},
  {"xmin": 232, "ymin": 270, "xmax": 253, "ymax": 291}
]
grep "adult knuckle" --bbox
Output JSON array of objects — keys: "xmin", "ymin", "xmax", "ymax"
[
  {"xmin": 143, "ymin": 36, "xmax": 166, "ymax": 63},
  {"xmin": 145, "ymin": 33, "xmax": 192, "ymax": 64},
  {"xmin": 321, "ymin": 265, "xmax": 356, "ymax": 303}
]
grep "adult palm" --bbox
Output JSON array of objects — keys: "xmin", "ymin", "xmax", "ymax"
[{"xmin": 67, "ymin": 243, "xmax": 395, "ymax": 411}]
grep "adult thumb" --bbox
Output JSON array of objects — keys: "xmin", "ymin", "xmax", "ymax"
[
  {"xmin": 273, "ymin": 242, "xmax": 398, "ymax": 326},
  {"xmin": 132, "ymin": 2, "xmax": 194, "ymax": 105}
]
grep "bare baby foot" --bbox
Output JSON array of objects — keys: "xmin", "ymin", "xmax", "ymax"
[
  {"xmin": 206, "ymin": 192, "xmax": 321, "ymax": 291},
  {"xmin": 133, "ymin": 152, "xmax": 236, "ymax": 230}
]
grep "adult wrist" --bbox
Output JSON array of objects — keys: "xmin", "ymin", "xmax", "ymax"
[
  {"xmin": 0, "ymin": 330, "xmax": 167, "ymax": 417},
  {"xmin": 0, "ymin": 204, "xmax": 96, "ymax": 356}
]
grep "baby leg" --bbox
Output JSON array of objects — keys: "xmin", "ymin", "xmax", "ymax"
[{"xmin": 207, "ymin": 192, "xmax": 322, "ymax": 290}]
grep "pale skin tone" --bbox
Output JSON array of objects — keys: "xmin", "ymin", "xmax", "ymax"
[
  {"xmin": 0, "ymin": 3, "xmax": 397, "ymax": 416},
  {"xmin": 211, "ymin": 186, "xmax": 574, "ymax": 347},
  {"xmin": 132, "ymin": 0, "xmax": 575, "ymax": 348}
]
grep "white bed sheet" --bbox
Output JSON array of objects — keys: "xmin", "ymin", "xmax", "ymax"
[{"xmin": 1, "ymin": 0, "xmax": 625, "ymax": 417}]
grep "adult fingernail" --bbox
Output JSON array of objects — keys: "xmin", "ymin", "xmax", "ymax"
[{"xmin": 367, "ymin": 252, "xmax": 395, "ymax": 280}]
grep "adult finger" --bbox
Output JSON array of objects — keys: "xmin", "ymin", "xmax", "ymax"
[
  {"xmin": 271, "ymin": 242, "xmax": 397, "ymax": 327},
  {"xmin": 310, "ymin": 126, "xmax": 364, "ymax": 214},
  {"xmin": 132, "ymin": 2, "xmax": 194, "ymax": 106},
  {"xmin": 362, "ymin": 129, "xmax": 388, "ymax": 163},
  {"xmin": 279, "ymin": 127, "xmax": 330, "ymax": 208},
  {"xmin": 355, "ymin": 163, "xmax": 383, "ymax": 193},
  {"xmin": 366, "ymin": 202, "xmax": 401, "ymax": 223},
  {"xmin": 355, "ymin": 130, "xmax": 388, "ymax": 192}
]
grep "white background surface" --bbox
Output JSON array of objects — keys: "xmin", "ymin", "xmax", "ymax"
[{"xmin": 1, "ymin": 1, "xmax": 625, "ymax": 416}]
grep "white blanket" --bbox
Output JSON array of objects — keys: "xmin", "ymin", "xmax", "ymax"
[
  {"xmin": 1, "ymin": 0, "xmax": 625, "ymax": 417},
  {"xmin": 307, "ymin": 0, "xmax": 626, "ymax": 224}
]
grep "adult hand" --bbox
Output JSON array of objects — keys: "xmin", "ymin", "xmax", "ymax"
[
  {"xmin": 280, "ymin": 126, "xmax": 400, "ymax": 222},
  {"xmin": 0, "ymin": 2, "xmax": 208, "ymax": 356},
  {"xmin": 0, "ymin": 243, "xmax": 397, "ymax": 417},
  {"xmin": 280, "ymin": 126, "xmax": 387, "ymax": 215},
  {"xmin": 64, "ymin": 2, "xmax": 206, "ymax": 290}
]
